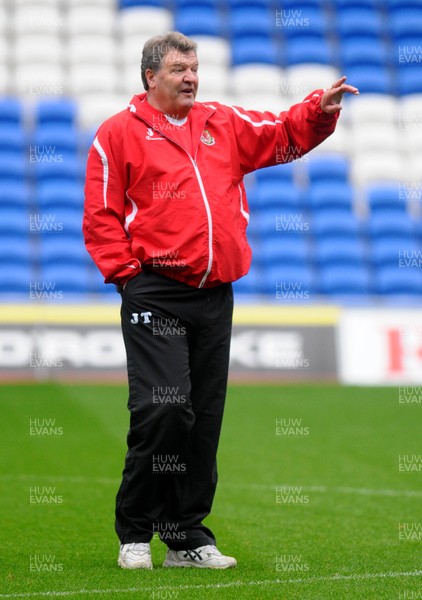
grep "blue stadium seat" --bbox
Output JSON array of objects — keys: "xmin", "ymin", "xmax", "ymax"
[
  {"xmin": 371, "ymin": 237, "xmax": 421, "ymax": 266},
  {"xmin": 229, "ymin": 0, "xmax": 273, "ymax": 7},
  {"xmin": 334, "ymin": 0, "xmax": 383, "ymax": 8},
  {"xmin": 0, "ymin": 153, "xmax": 26, "ymax": 181},
  {"xmin": 33, "ymin": 157, "xmax": 83, "ymax": 183},
  {"xmin": 243, "ymin": 181, "xmax": 259, "ymax": 208},
  {"xmin": 278, "ymin": 8, "xmax": 329, "ymax": 38},
  {"xmin": 397, "ymin": 68, "xmax": 422, "ymax": 95},
  {"xmin": 390, "ymin": 10, "xmax": 422, "ymax": 41},
  {"xmin": 38, "ymin": 236, "xmax": 89, "ymax": 266},
  {"xmin": 175, "ymin": 7, "xmax": 225, "ymax": 37},
  {"xmin": 231, "ymin": 36, "xmax": 279, "ymax": 65},
  {"xmin": 318, "ymin": 264, "xmax": 372, "ymax": 295},
  {"xmin": 232, "ymin": 265, "xmax": 262, "ymax": 295},
  {"xmin": 0, "ymin": 235, "xmax": 31, "ymax": 265},
  {"xmin": 244, "ymin": 194, "xmax": 260, "ymax": 231},
  {"xmin": 387, "ymin": 0, "xmax": 422, "ymax": 10},
  {"xmin": 285, "ymin": 37, "xmax": 335, "ymax": 65},
  {"xmin": 368, "ymin": 210, "xmax": 415, "ymax": 238},
  {"xmin": 344, "ymin": 66, "xmax": 395, "ymax": 94},
  {"xmin": 312, "ymin": 208, "xmax": 360, "ymax": 238},
  {"xmin": 35, "ymin": 99, "xmax": 77, "ymax": 127},
  {"xmin": 257, "ymin": 208, "xmax": 281, "ymax": 236},
  {"xmin": 81, "ymin": 127, "xmax": 97, "ymax": 154},
  {"xmin": 86, "ymin": 269, "xmax": 109, "ymax": 296},
  {"xmin": 39, "ymin": 264, "xmax": 91, "ymax": 294},
  {"xmin": 255, "ymin": 163, "xmax": 295, "ymax": 184},
  {"xmin": 0, "ymin": 207, "xmax": 28, "ymax": 235},
  {"xmin": 366, "ymin": 184, "xmax": 406, "ymax": 212},
  {"xmin": 32, "ymin": 126, "xmax": 79, "ymax": 155},
  {"xmin": 31, "ymin": 151, "xmax": 80, "ymax": 175},
  {"xmin": 394, "ymin": 36, "xmax": 422, "ymax": 54},
  {"xmin": 314, "ymin": 236, "xmax": 367, "ymax": 266},
  {"xmin": 0, "ymin": 124, "xmax": 26, "ymax": 154},
  {"xmin": 37, "ymin": 181, "xmax": 84, "ymax": 209},
  {"xmin": 0, "ymin": 264, "xmax": 33, "ymax": 294},
  {"xmin": 282, "ymin": 0, "xmax": 328, "ymax": 7},
  {"xmin": 259, "ymin": 208, "xmax": 310, "ymax": 237},
  {"xmin": 257, "ymin": 181, "xmax": 302, "ymax": 209},
  {"xmin": 307, "ymin": 155, "xmax": 349, "ymax": 184},
  {"xmin": 34, "ymin": 208, "xmax": 83, "ymax": 237},
  {"xmin": 340, "ymin": 37, "xmax": 389, "ymax": 68},
  {"xmin": 229, "ymin": 7, "xmax": 274, "ymax": 38},
  {"xmin": 394, "ymin": 38, "xmax": 422, "ymax": 69},
  {"xmin": 0, "ymin": 181, "xmax": 30, "ymax": 208},
  {"xmin": 374, "ymin": 265, "xmax": 422, "ymax": 295},
  {"xmin": 90, "ymin": 267, "xmax": 121, "ymax": 297},
  {"xmin": 259, "ymin": 236, "xmax": 310, "ymax": 265},
  {"xmin": 336, "ymin": 8, "xmax": 385, "ymax": 38},
  {"xmin": 307, "ymin": 181, "xmax": 354, "ymax": 210},
  {"xmin": 261, "ymin": 264, "xmax": 315, "ymax": 297},
  {"xmin": 0, "ymin": 98, "xmax": 22, "ymax": 126},
  {"xmin": 174, "ymin": 0, "xmax": 222, "ymax": 7}
]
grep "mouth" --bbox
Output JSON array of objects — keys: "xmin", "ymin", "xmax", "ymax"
[{"xmin": 180, "ymin": 89, "xmax": 194, "ymax": 97}]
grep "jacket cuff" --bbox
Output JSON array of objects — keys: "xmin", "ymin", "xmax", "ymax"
[
  {"xmin": 312, "ymin": 89, "xmax": 340, "ymax": 121},
  {"xmin": 105, "ymin": 259, "xmax": 142, "ymax": 285}
]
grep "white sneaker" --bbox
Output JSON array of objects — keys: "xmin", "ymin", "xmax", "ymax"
[
  {"xmin": 163, "ymin": 544, "xmax": 237, "ymax": 569},
  {"xmin": 118, "ymin": 542, "xmax": 153, "ymax": 569}
]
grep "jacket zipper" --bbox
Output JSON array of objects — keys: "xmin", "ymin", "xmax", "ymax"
[
  {"xmin": 141, "ymin": 119, "xmax": 214, "ymax": 288},
  {"xmin": 188, "ymin": 155, "xmax": 213, "ymax": 288}
]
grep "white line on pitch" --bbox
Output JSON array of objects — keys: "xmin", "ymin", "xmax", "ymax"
[
  {"xmin": 0, "ymin": 570, "xmax": 421, "ymax": 598},
  {"xmin": 1, "ymin": 474, "xmax": 421, "ymax": 498},
  {"xmin": 228, "ymin": 482, "xmax": 422, "ymax": 498}
]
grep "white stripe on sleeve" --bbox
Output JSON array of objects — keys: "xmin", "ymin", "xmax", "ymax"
[
  {"xmin": 124, "ymin": 193, "xmax": 138, "ymax": 234},
  {"xmin": 93, "ymin": 136, "xmax": 109, "ymax": 209},
  {"xmin": 229, "ymin": 105, "xmax": 282, "ymax": 127}
]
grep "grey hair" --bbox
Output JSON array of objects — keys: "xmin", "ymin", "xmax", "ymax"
[{"xmin": 141, "ymin": 31, "xmax": 198, "ymax": 91}]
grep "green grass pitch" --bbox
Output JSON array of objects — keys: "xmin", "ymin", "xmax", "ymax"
[{"xmin": 0, "ymin": 383, "xmax": 421, "ymax": 599}]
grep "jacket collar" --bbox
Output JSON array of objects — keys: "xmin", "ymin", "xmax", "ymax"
[{"xmin": 127, "ymin": 93, "xmax": 217, "ymax": 156}]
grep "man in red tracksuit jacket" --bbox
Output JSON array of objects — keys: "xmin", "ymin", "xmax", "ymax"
[{"xmin": 83, "ymin": 31, "xmax": 358, "ymax": 570}]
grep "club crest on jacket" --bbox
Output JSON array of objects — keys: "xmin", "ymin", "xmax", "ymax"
[{"xmin": 200, "ymin": 129, "xmax": 215, "ymax": 146}]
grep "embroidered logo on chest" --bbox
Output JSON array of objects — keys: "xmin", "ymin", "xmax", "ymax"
[
  {"xmin": 146, "ymin": 128, "xmax": 165, "ymax": 141},
  {"xmin": 200, "ymin": 129, "xmax": 215, "ymax": 146}
]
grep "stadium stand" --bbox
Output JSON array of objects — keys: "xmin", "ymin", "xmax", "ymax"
[
  {"xmin": 259, "ymin": 236, "xmax": 310, "ymax": 266},
  {"xmin": 1, "ymin": 0, "xmax": 421, "ymax": 302}
]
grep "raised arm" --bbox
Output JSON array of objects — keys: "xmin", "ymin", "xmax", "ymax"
[{"xmin": 226, "ymin": 76, "xmax": 359, "ymax": 174}]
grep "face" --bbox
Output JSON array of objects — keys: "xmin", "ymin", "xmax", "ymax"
[{"xmin": 145, "ymin": 49, "xmax": 199, "ymax": 119}]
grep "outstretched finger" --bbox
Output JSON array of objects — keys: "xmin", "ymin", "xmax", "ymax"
[
  {"xmin": 339, "ymin": 83, "xmax": 360, "ymax": 95},
  {"xmin": 330, "ymin": 75, "xmax": 347, "ymax": 89}
]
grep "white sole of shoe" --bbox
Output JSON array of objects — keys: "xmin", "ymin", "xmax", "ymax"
[
  {"xmin": 117, "ymin": 558, "xmax": 153, "ymax": 570},
  {"xmin": 162, "ymin": 561, "xmax": 235, "ymax": 569}
]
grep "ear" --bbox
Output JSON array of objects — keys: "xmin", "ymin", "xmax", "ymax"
[{"xmin": 145, "ymin": 68, "xmax": 157, "ymax": 90}]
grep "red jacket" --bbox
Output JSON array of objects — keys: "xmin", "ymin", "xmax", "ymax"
[{"xmin": 83, "ymin": 92, "xmax": 338, "ymax": 288}]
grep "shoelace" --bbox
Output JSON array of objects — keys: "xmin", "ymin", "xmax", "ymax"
[
  {"xmin": 183, "ymin": 549, "xmax": 203, "ymax": 561},
  {"xmin": 182, "ymin": 545, "xmax": 220, "ymax": 560}
]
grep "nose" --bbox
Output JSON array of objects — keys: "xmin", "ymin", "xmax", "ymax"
[{"xmin": 183, "ymin": 69, "xmax": 198, "ymax": 83}]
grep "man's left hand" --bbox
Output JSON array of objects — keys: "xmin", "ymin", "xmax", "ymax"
[{"xmin": 320, "ymin": 76, "xmax": 359, "ymax": 114}]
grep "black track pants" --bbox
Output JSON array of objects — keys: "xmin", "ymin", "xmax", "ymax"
[{"xmin": 115, "ymin": 270, "xmax": 233, "ymax": 550}]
